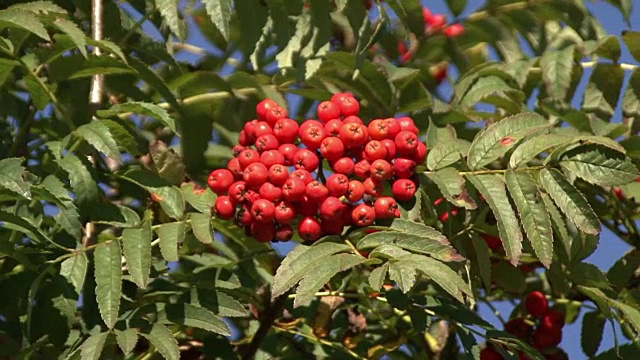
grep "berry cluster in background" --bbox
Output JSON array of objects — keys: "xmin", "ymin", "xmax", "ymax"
[
  {"xmin": 481, "ymin": 291, "xmax": 567, "ymax": 360},
  {"xmin": 208, "ymin": 94, "xmax": 425, "ymax": 243}
]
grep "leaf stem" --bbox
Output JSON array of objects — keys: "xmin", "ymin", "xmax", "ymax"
[
  {"xmin": 272, "ymin": 325, "xmax": 367, "ymax": 360},
  {"xmin": 466, "ymin": 0, "xmax": 550, "ymax": 22},
  {"xmin": 287, "ymin": 291, "xmax": 363, "ymax": 299},
  {"xmin": 425, "ymin": 166, "xmax": 545, "ymax": 177}
]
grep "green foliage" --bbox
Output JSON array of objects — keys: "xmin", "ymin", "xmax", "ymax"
[{"xmin": 1, "ymin": 0, "xmax": 640, "ymax": 359}]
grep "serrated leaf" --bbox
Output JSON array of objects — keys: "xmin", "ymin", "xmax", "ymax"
[
  {"xmin": 581, "ymin": 311, "xmax": 605, "ymax": 356},
  {"xmin": 467, "ymin": 113, "xmax": 550, "ymax": 169},
  {"xmin": 213, "ymin": 291, "xmax": 249, "ymax": 317},
  {"xmin": 0, "ymin": 210, "xmax": 50, "ymax": 245},
  {"xmin": 368, "ymin": 264, "xmax": 388, "ymax": 291},
  {"xmin": 156, "ymin": 222, "xmax": 184, "ymax": 262},
  {"xmin": 0, "ymin": 158, "xmax": 31, "ymax": 199},
  {"xmin": 446, "ymin": 0, "xmax": 466, "ymax": 16},
  {"xmin": 594, "ymin": 35, "xmax": 621, "ymax": 61},
  {"xmin": 358, "ymin": 220, "xmax": 464, "ymax": 262},
  {"xmin": 578, "ymin": 286, "xmax": 640, "ymax": 336},
  {"xmin": 156, "ymin": 0, "xmax": 184, "ymax": 40},
  {"xmin": 582, "ymin": 64, "xmax": 625, "ymax": 119},
  {"xmin": 140, "ymin": 324, "xmax": 179, "ymax": 360},
  {"xmin": 75, "ymin": 121, "xmax": 123, "ymax": 163},
  {"xmin": 55, "ymin": 208, "xmax": 82, "ymax": 240},
  {"xmin": 467, "ymin": 174, "xmax": 523, "ymax": 265},
  {"xmin": 0, "ymin": 10, "xmax": 49, "ymax": 41},
  {"xmin": 396, "ymin": 253, "xmax": 472, "ymax": 302},
  {"xmin": 158, "ymin": 303, "xmax": 231, "ymax": 336},
  {"xmin": 80, "ymin": 332, "xmax": 108, "ymax": 360},
  {"xmin": 0, "ymin": 58, "xmax": 17, "ymax": 88},
  {"xmin": 622, "ymin": 31, "xmax": 640, "ymax": 62},
  {"xmin": 539, "ymin": 168, "xmax": 600, "ymax": 235},
  {"xmin": 294, "ymin": 253, "xmax": 366, "ymax": 307},
  {"xmin": 470, "ymin": 234, "xmax": 491, "ymax": 289},
  {"xmin": 120, "ymin": 169, "xmax": 185, "ymax": 219},
  {"xmin": 559, "ymin": 145, "xmax": 638, "ymax": 187},
  {"xmin": 568, "ymin": 262, "xmax": 611, "ymax": 290},
  {"xmin": 94, "ymin": 241, "xmax": 122, "ymax": 329},
  {"xmin": 459, "ymin": 76, "xmax": 518, "ymax": 110},
  {"xmin": 93, "ymin": 203, "xmax": 141, "ymax": 228},
  {"xmin": 427, "ymin": 167, "xmax": 478, "ymax": 210},
  {"xmin": 98, "ymin": 101, "xmax": 177, "ymax": 134},
  {"xmin": 540, "ymin": 46, "xmax": 575, "ymax": 99},
  {"xmin": 203, "ymin": 0, "xmax": 232, "ymax": 41},
  {"xmin": 57, "ymin": 154, "xmax": 99, "ymax": 210},
  {"xmin": 190, "ymin": 212, "xmax": 213, "ymax": 244},
  {"xmin": 492, "ymin": 261, "xmax": 525, "ymax": 294},
  {"xmin": 623, "ymin": 69, "xmax": 640, "ymax": 118},
  {"xmin": 276, "ymin": 10, "xmax": 311, "ymax": 69},
  {"xmin": 272, "ymin": 242, "xmax": 351, "ymax": 299},
  {"xmin": 60, "ymin": 253, "xmax": 88, "ymax": 294},
  {"xmin": 426, "ymin": 139, "xmax": 471, "ymax": 170},
  {"xmin": 180, "ymin": 184, "xmax": 216, "ymax": 213},
  {"xmin": 607, "ymin": 250, "xmax": 640, "ymax": 288},
  {"xmin": 388, "ymin": 261, "xmax": 417, "ymax": 293},
  {"xmin": 115, "ymin": 329, "xmax": 138, "ymax": 355},
  {"xmin": 505, "ymin": 170, "xmax": 553, "ymax": 268},
  {"xmin": 7, "ymin": 1, "xmax": 65, "ymax": 13},
  {"xmin": 52, "ymin": 18, "xmax": 87, "ymax": 58},
  {"xmin": 88, "ymin": 39, "xmax": 127, "ymax": 63},
  {"xmin": 122, "ymin": 221, "xmax": 152, "ymax": 289},
  {"xmin": 509, "ymin": 133, "xmax": 573, "ymax": 168}
]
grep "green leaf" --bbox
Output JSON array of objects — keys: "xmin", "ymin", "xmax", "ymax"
[
  {"xmin": 622, "ymin": 31, "xmax": 640, "ymax": 62},
  {"xmin": 98, "ymin": 101, "xmax": 177, "ymax": 134},
  {"xmin": 540, "ymin": 46, "xmax": 575, "ymax": 99},
  {"xmin": 388, "ymin": 260, "xmax": 417, "ymax": 293},
  {"xmin": 582, "ymin": 64, "xmax": 625, "ymax": 119},
  {"xmin": 559, "ymin": 145, "xmax": 638, "ymax": 187},
  {"xmin": 23, "ymin": 74, "xmax": 50, "ymax": 110},
  {"xmin": 467, "ymin": 113, "xmax": 550, "ymax": 169},
  {"xmin": 181, "ymin": 184, "xmax": 216, "ymax": 214},
  {"xmin": 622, "ymin": 69, "xmax": 640, "ymax": 118},
  {"xmin": 271, "ymin": 242, "xmax": 351, "ymax": 299},
  {"xmin": 190, "ymin": 212, "xmax": 213, "ymax": 244},
  {"xmin": 470, "ymin": 233, "xmax": 491, "ymax": 289},
  {"xmin": 120, "ymin": 169, "xmax": 185, "ymax": 219},
  {"xmin": 581, "ymin": 311, "xmax": 606, "ymax": 356},
  {"xmin": 509, "ymin": 132, "xmax": 573, "ymax": 168},
  {"xmin": 202, "ymin": 0, "xmax": 232, "ymax": 41},
  {"xmin": 578, "ymin": 286, "xmax": 640, "ymax": 337},
  {"xmin": 492, "ymin": 261, "xmax": 525, "ymax": 294},
  {"xmin": 94, "ymin": 241, "xmax": 122, "ymax": 329},
  {"xmin": 276, "ymin": 10, "xmax": 311, "ymax": 69},
  {"xmin": 0, "ymin": 210, "xmax": 50, "ymax": 245},
  {"xmin": 158, "ymin": 303, "xmax": 231, "ymax": 336},
  {"xmin": 75, "ymin": 121, "xmax": 123, "ymax": 163},
  {"xmin": 7, "ymin": 1, "xmax": 66, "ymax": 13},
  {"xmin": 0, "ymin": 158, "xmax": 31, "ymax": 199},
  {"xmin": 0, "ymin": 10, "xmax": 49, "ymax": 41},
  {"xmin": 57, "ymin": 154, "xmax": 99, "ymax": 210},
  {"xmin": 568, "ymin": 262, "xmax": 611, "ymax": 290},
  {"xmin": 55, "ymin": 208, "xmax": 82, "ymax": 240},
  {"xmin": 505, "ymin": 170, "xmax": 553, "ymax": 268},
  {"xmin": 140, "ymin": 324, "xmax": 179, "ymax": 360},
  {"xmin": 607, "ymin": 250, "xmax": 640, "ymax": 288},
  {"xmin": 426, "ymin": 139, "xmax": 471, "ymax": 170},
  {"xmin": 459, "ymin": 76, "xmax": 521, "ymax": 111},
  {"xmin": 199, "ymin": 290, "xmax": 248, "ymax": 317},
  {"xmin": 427, "ymin": 167, "xmax": 478, "ymax": 210},
  {"xmin": 80, "ymin": 332, "xmax": 108, "ymax": 360},
  {"xmin": 395, "ymin": 253, "xmax": 472, "ymax": 302},
  {"xmin": 156, "ymin": 0, "xmax": 184, "ymax": 40},
  {"xmin": 52, "ymin": 18, "xmax": 87, "ymax": 58},
  {"xmin": 467, "ymin": 174, "xmax": 523, "ymax": 265},
  {"xmin": 115, "ymin": 329, "xmax": 138, "ymax": 355},
  {"xmin": 294, "ymin": 253, "xmax": 366, "ymax": 307},
  {"xmin": 446, "ymin": 0, "xmax": 466, "ymax": 16},
  {"xmin": 60, "ymin": 253, "xmax": 88, "ymax": 294},
  {"xmin": 539, "ymin": 168, "xmax": 600, "ymax": 235},
  {"xmin": 590, "ymin": 344, "xmax": 640, "ymax": 360},
  {"xmin": 0, "ymin": 58, "xmax": 17, "ymax": 88},
  {"xmin": 122, "ymin": 220, "xmax": 152, "ymax": 289},
  {"xmin": 358, "ymin": 219, "xmax": 464, "ymax": 262},
  {"xmin": 594, "ymin": 35, "xmax": 621, "ymax": 61},
  {"xmin": 156, "ymin": 222, "xmax": 184, "ymax": 262},
  {"xmin": 368, "ymin": 264, "xmax": 388, "ymax": 291}
]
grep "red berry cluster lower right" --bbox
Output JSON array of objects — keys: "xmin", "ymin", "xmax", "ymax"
[{"xmin": 481, "ymin": 291, "xmax": 567, "ymax": 360}]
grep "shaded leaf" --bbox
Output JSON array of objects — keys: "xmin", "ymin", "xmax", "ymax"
[
  {"xmin": 427, "ymin": 167, "xmax": 478, "ymax": 210},
  {"xmin": 622, "ymin": 69, "xmax": 640, "ymax": 118},
  {"xmin": 75, "ymin": 121, "xmax": 123, "ymax": 163},
  {"xmin": 568, "ymin": 262, "xmax": 611, "ymax": 290},
  {"xmin": 156, "ymin": 222, "xmax": 184, "ymax": 262},
  {"xmin": 80, "ymin": 332, "xmax": 108, "ymax": 360},
  {"xmin": 0, "ymin": 158, "xmax": 31, "ymax": 199},
  {"xmin": 115, "ymin": 329, "xmax": 138, "ymax": 355},
  {"xmin": 57, "ymin": 154, "xmax": 99, "ymax": 210},
  {"xmin": 470, "ymin": 233, "xmax": 491, "ymax": 288},
  {"xmin": 203, "ymin": 0, "xmax": 232, "ymax": 41},
  {"xmin": 181, "ymin": 183, "xmax": 216, "ymax": 214},
  {"xmin": 98, "ymin": 101, "xmax": 177, "ymax": 134},
  {"xmin": 0, "ymin": 10, "xmax": 49, "ymax": 41},
  {"xmin": 60, "ymin": 253, "xmax": 88, "ymax": 294},
  {"xmin": 52, "ymin": 18, "xmax": 87, "ymax": 58},
  {"xmin": 368, "ymin": 264, "xmax": 388, "ymax": 291},
  {"xmin": 122, "ymin": 220, "xmax": 152, "ymax": 288},
  {"xmin": 190, "ymin": 212, "xmax": 213, "ymax": 244},
  {"xmin": 140, "ymin": 324, "xmax": 179, "ymax": 360},
  {"xmin": 94, "ymin": 241, "xmax": 122, "ymax": 329},
  {"xmin": 492, "ymin": 261, "xmax": 525, "ymax": 294},
  {"xmin": 156, "ymin": 0, "xmax": 184, "ymax": 40},
  {"xmin": 540, "ymin": 46, "xmax": 575, "ymax": 99},
  {"xmin": 120, "ymin": 169, "xmax": 185, "ymax": 219},
  {"xmin": 396, "ymin": 253, "xmax": 472, "ymax": 302},
  {"xmin": 559, "ymin": 145, "xmax": 638, "ymax": 187},
  {"xmin": 158, "ymin": 303, "xmax": 231, "ymax": 336},
  {"xmin": 582, "ymin": 64, "xmax": 625, "ymax": 119},
  {"xmin": 55, "ymin": 208, "xmax": 82, "ymax": 240}
]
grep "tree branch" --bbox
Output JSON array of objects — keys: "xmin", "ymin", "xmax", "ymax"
[{"xmin": 241, "ymin": 294, "xmax": 287, "ymax": 360}]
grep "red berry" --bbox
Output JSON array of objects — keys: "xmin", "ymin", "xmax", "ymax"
[
  {"xmin": 275, "ymin": 225, "xmax": 293, "ymax": 242},
  {"xmin": 364, "ymin": 140, "xmax": 388, "ymax": 161},
  {"xmin": 300, "ymin": 119, "xmax": 323, "ymax": 132},
  {"xmin": 243, "ymin": 162, "xmax": 268, "ymax": 188},
  {"xmin": 332, "ymin": 157, "xmax": 355, "ymax": 175},
  {"xmin": 380, "ymin": 139, "xmax": 397, "ymax": 160},
  {"xmin": 296, "ymin": 195, "xmax": 320, "ymax": 216},
  {"xmin": 540, "ymin": 309, "xmax": 565, "ymax": 331},
  {"xmin": 208, "ymin": 169, "xmax": 234, "ymax": 195},
  {"xmin": 250, "ymin": 222, "xmax": 275, "ymax": 242},
  {"xmin": 335, "ymin": 96, "xmax": 359, "ymax": 117},
  {"xmin": 274, "ymin": 201, "xmax": 296, "ymax": 224},
  {"xmin": 243, "ymin": 120, "xmax": 259, "ymax": 143},
  {"xmin": 232, "ymin": 145, "xmax": 245, "ymax": 157},
  {"xmin": 282, "ymin": 177, "xmax": 306, "ymax": 201},
  {"xmin": 256, "ymin": 99, "xmax": 278, "ymax": 121},
  {"xmin": 480, "ymin": 348, "xmax": 502, "ymax": 360},
  {"xmin": 396, "ymin": 117, "xmax": 419, "ymax": 134},
  {"xmin": 290, "ymin": 169, "xmax": 314, "ymax": 185},
  {"xmin": 268, "ymin": 164, "xmax": 289, "ymax": 186},
  {"xmin": 413, "ymin": 142, "xmax": 427, "ymax": 164},
  {"xmin": 397, "ymin": 42, "xmax": 407, "ymax": 55},
  {"xmin": 214, "ymin": 196, "xmax": 235, "ymax": 219},
  {"xmin": 443, "ymin": 23, "xmax": 464, "ymax": 37},
  {"xmin": 273, "ymin": 118, "xmax": 299, "ymax": 144},
  {"xmin": 244, "ymin": 189, "xmax": 260, "ymax": 204},
  {"xmin": 395, "ymin": 131, "xmax": 419, "ymax": 155},
  {"xmin": 340, "ymin": 123, "xmax": 368, "ymax": 148},
  {"xmin": 399, "ymin": 52, "xmax": 412, "ymax": 64},
  {"xmin": 255, "ymin": 134, "xmax": 279, "ymax": 152},
  {"xmin": 317, "ymin": 101, "xmax": 341, "ymax": 122},
  {"xmin": 324, "ymin": 119, "xmax": 343, "ymax": 137},
  {"xmin": 228, "ymin": 181, "xmax": 248, "ymax": 204},
  {"xmin": 298, "ymin": 217, "xmax": 322, "ymax": 242},
  {"xmin": 384, "ymin": 118, "xmax": 402, "ymax": 139},
  {"xmin": 326, "ymin": 174, "xmax": 349, "ymax": 197},
  {"xmin": 613, "ymin": 187, "xmax": 623, "ymax": 200},
  {"xmin": 433, "ymin": 65, "xmax": 447, "ymax": 83},
  {"xmin": 422, "ymin": 7, "xmax": 433, "ymax": 23},
  {"xmin": 236, "ymin": 205, "xmax": 253, "ymax": 226},
  {"xmin": 354, "ymin": 159, "xmax": 371, "ymax": 179},
  {"xmin": 278, "ymin": 143, "xmax": 298, "ymax": 166},
  {"xmin": 259, "ymin": 182, "xmax": 282, "ymax": 203},
  {"xmin": 260, "ymin": 150, "xmax": 285, "ymax": 168},
  {"xmin": 299, "ymin": 121, "xmax": 326, "ymax": 150},
  {"xmin": 343, "ymin": 115, "xmax": 363, "ymax": 125},
  {"xmin": 481, "ymin": 233, "xmax": 502, "ymax": 251},
  {"xmin": 253, "ymin": 121, "xmax": 273, "ymax": 138},
  {"xmin": 392, "ymin": 179, "xmax": 417, "ymax": 202},
  {"xmin": 320, "ymin": 196, "xmax": 344, "ymax": 220},
  {"xmin": 392, "ymin": 158, "xmax": 416, "ymax": 179},
  {"xmin": 265, "ymin": 106, "xmax": 288, "ymax": 126},
  {"xmin": 320, "ymin": 137, "xmax": 345, "ymax": 161},
  {"xmin": 238, "ymin": 130, "xmax": 249, "ymax": 146},
  {"xmin": 346, "ymin": 180, "xmax": 365, "ymax": 202},
  {"xmin": 251, "ymin": 199, "xmax": 276, "ymax": 223},
  {"xmin": 524, "ymin": 291, "xmax": 548, "ymax": 318},
  {"xmin": 532, "ymin": 327, "xmax": 562, "ymax": 349},
  {"xmin": 293, "ymin": 148, "xmax": 320, "ymax": 172},
  {"xmin": 238, "ymin": 149, "xmax": 260, "ymax": 169},
  {"xmin": 370, "ymin": 159, "xmax": 393, "ymax": 182},
  {"xmin": 321, "ymin": 218, "xmax": 344, "ymax": 235},
  {"xmin": 351, "ymin": 204, "xmax": 376, "ymax": 226},
  {"xmin": 439, "ymin": 209, "xmax": 458, "ymax": 222},
  {"xmin": 306, "ymin": 181, "xmax": 329, "ymax": 202},
  {"xmin": 426, "ymin": 13, "xmax": 446, "ymax": 31},
  {"xmin": 374, "ymin": 197, "xmax": 399, "ymax": 219},
  {"xmin": 363, "ymin": 177, "xmax": 383, "ymax": 197},
  {"xmin": 330, "ymin": 92, "xmax": 354, "ymax": 104},
  {"xmin": 368, "ymin": 119, "xmax": 390, "ymax": 141},
  {"xmin": 504, "ymin": 318, "xmax": 533, "ymax": 338}
]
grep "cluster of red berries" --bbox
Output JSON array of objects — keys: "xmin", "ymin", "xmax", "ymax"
[
  {"xmin": 207, "ymin": 94, "xmax": 425, "ymax": 243},
  {"xmin": 481, "ymin": 291, "xmax": 567, "ymax": 360}
]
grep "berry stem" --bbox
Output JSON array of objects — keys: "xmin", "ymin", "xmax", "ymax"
[{"xmin": 424, "ymin": 165, "xmax": 546, "ymax": 177}]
